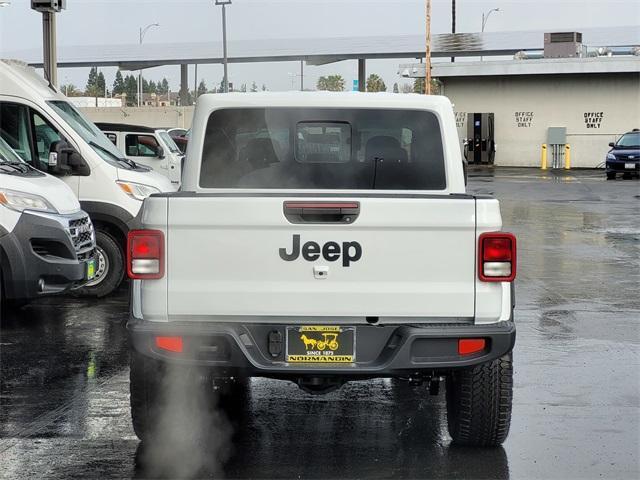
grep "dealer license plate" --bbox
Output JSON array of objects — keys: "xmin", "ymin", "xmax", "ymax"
[
  {"xmin": 286, "ymin": 326, "xmax": 355, "ymax": 363},
  {"xmin": 625, "ymin": 163, "xmax": 635, "ymax": 169},
  {"xmin": 86, "ymin": 259, "xmax": 96, "ymax": 281}
]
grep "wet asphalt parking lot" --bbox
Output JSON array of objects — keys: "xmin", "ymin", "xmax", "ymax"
[{"xmin": 0, "ymin": 168, "xmax": 638, "ymax": 480}]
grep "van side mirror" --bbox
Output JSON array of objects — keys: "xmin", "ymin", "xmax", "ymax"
[
  {"xmin": 49, "ymin": 141, "xmax": 90, "ymax": 176},
  {"xmin": 608, "ymin": 142, "xmax": 615, "ymax": 148},
  {"xmin": 156, "ymin": 145, "xmax": 165, "ymax": 159}
]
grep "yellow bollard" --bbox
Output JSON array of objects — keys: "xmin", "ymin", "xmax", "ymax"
[
  {"xmin": 541, "ymin": 144, "xmax": 548, "ymax": 170},
  {"xmin": 565, "ymin": 144, "xmax": 571, "ymax": 170}
]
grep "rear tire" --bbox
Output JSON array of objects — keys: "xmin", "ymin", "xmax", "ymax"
[
  {"xmin": 606, "ymin": 172, "xmax": 616, "ymax": 180},
  {"xmin": 446, "ymin": 355, "xmax": 513, "ymax": 447},
  {"xmin": 77, "ymin": 230, "xmax": 124, "ymax": 298}
]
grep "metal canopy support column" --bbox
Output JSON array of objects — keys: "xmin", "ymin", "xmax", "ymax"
[
  {"xmin": 42, "ymin": 11, "xmax": 57, "ymax": 87},
  {"xmin": 180, "ymin": 64, "xmax": 190, "ymax": 106},
  {"xmin": 358, "ymin": 59, "xmax": 366, "ymax": 92}
]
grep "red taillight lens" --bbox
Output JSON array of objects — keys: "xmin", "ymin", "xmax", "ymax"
[
  {"xmin": 458, "ymin": 338, "xmax": 486, "ymax": 356},
  {"xmin": 155, "ymin": 336, "xmax": 183, "ymax": 353},
  {"xmin": 483, "ymin": 238, "xmax": 513, "ymax": 262},
  {"xmin": 478, "ymin": 232, "xmax": 516, "ymax": 282},
  {"xmin": 127, "ymin": 230, "xmax": 164, "ymax": 280}
]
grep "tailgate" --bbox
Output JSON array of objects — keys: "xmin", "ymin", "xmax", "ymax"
[{"xmin": 166, "ymin": 196, "xmax": 477, "ymax": 320}]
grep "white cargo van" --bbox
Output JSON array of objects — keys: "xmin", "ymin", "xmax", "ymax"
[
  {"xmin": 0, "ymin": 135, "xmax": 96, "ymax": 312},
  {"xmin": 96, "ymin": 123, "xmax": 183, "ymax": 185},
  {"xmin": 0, "ymin": 59, "xmax": 176, "ymax": 297}
]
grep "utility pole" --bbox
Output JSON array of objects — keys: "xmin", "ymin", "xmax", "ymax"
[
  {"xmin": 215, "ymin": 0, "xmax": 232, "ymax": 93},
  {"xmin": 425, "ymin": 0, "xmax": 432, "ymax": 94},
  {"xmin": 300, "ymin": 60, "xmax": 304, "ymax": 91}
]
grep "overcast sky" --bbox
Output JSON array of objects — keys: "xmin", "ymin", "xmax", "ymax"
[{"xmin": 1, "ymin": 0, "xmax": 638, "ymax": 92}]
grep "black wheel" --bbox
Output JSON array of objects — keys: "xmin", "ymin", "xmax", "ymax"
[
  {"xmin": 622, "ymin": 173, "xmax": 632, "ymax": 180},
  {"xmin": 446, "ymin": 354, "xmax": 513, "ymax": 447},
  {"xmin": 77, "ymin": 230, "xmax": 124, "ymax": 298},
  {"xmin": 130, "ymin": 351, "xmax": 240, "ymax": 444},
  {"xmin": 606, "ymin": 172, "xmax": 616, "ymax": 180}
]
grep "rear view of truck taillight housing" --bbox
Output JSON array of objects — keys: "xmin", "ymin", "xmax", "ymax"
[
  {"xmin": 127, "ymin": 230, "xmax": 164, "ymax": 280},
  {"xmin": 478, "ymin": 232, "xmax": 517, "ymax": 282}
]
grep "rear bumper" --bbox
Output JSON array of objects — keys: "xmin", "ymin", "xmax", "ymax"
[{"xmin": 128, "ymin": 319, "xmax": 516, "ymax": 377}]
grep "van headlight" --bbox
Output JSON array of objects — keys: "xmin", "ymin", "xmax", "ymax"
[
  {"xmin": 0, "ymin": 189, "xmax": 58, "ymax": 213},
  {"xmin": 607, "ymin": 153, "xmax": 617, "ymax": 161},
  {"xmin": 116, "ymin": 181, "xmax": 161, "ymax": 201}
]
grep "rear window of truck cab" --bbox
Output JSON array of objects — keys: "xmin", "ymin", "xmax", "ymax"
[{"xmin": 199, "ymin": 108, "xmax": 446, "ymax": 190}]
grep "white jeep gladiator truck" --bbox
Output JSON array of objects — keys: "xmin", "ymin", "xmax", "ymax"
[{"xmin": 127, "ymin": 92, "xmax": 517, "ymax": 447}]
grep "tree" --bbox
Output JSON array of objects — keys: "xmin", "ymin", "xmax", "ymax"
[
  {"xmin": 60, "ymin": 83, "xmax": 80, "ymax": 97},
  {"xmin": 317, "ymin": 75, "xmax": 345, "ymax": 92},
  {"xmin": 85, "ymin": 67, "xmax": 100, "ymax": 97},
  {"xmin": 393, "ymin": 82, "xmax": 399, "ymax": 93},
  {"xmin": 124, "ymin": 74, "xmax": 138, "ymax": 106},
  {"xmin": 250, "ymin": 81, "xmax": 258, "ymax": 93},
  {"xmin": 413, "ymin": 78, "xmax": 442, "ymax": 95},
  {"xmin": 261, "ymin": 84, "xmax": 267, "ymax": 91},
  {"xmin": 113, "ymin": 70, "xmax": 125, "ymax": 95},
  {"xmin": 97, "ymin": 71, "xmax": 106, "ymax": 96},
  {"xmin": 148, "ymin": 80, "xmax": 158, "ymax": 94},
  {"xmin": 197, "ymin": 80, "xmax": 207, "ymax": 97},
  {"xmin": 158, "ymin": 78, "xmax": 170, "ymax": 95},
  {"xmin": 240, "ymin": 83, "xmax": 247, "ymax": 93},
  {"xmin": 366, "ymin": 73, "xmax": 387, "ymax": 92}
]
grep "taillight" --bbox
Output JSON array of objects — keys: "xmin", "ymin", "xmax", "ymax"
[
  {"xmin": 155, "ymin": 336, "xmax": 183, "ymax": 353},
  {"xmin": 478, "ymin": 232, "xmax": 516, "ymax": 282},
  {"xmin": 127, "ymin": 230, "xmax": 164, "ymax": 279},
  {"xmin": 458, "ymin": 338, "xmax": 486, "ymax": 356}
]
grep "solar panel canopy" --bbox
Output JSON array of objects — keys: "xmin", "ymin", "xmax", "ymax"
[{"xmin": 3, "ymin": 26, "xmax": 638, "ymax": 70}]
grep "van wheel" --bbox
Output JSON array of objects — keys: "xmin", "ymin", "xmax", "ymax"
[
  {"xmin": 446, "ymin": 355, "xmax": 513, "ymax": 447},
  {"xmin": 77, "ymin": 230, "xmax": 124, "ymax": 298},
  {"xmin": 606, "ymin": 173, "xmax": 616, "ymax": 180}
]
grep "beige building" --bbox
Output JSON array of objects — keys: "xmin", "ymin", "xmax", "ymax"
[{"xmin": 433, "ymin": 57, "xmax": 640, "ymax": 168}]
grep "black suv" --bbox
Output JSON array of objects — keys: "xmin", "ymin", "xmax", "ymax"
[{"xmin": 606, "ymin": 130, "xmax": 640, "ymax": 180}]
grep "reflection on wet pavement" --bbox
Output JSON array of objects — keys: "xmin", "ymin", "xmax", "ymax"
[{"xmin": 1, "ymin": 168, "xmax": 638, "ymax": 479}]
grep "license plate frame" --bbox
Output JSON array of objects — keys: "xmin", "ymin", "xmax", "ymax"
[
  {"xmin": 286, "ymin": 326, "xmax": 356, "ymax": 364},
  {"xmin": 86, "ymin": 258, "xmax": 96, "ymax": 281},
  {"xmin": 625, "ymin": 162, "xmax": 635, "ymax": 169}
]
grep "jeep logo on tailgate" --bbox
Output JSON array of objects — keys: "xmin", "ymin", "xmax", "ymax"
[{"xmin": 279, "ymin": 235, "xmax": 362, "ymax": 267}]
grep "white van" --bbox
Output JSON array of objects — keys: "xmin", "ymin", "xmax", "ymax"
[
  {"xmin": 0, "ymin": 59, "xmax": 176, "ymax": 297},
  {"xmin": 0, "ymin": 135, "xmax": 96, "ymax": 311},
  {"xmin": 96, "ymin": 123, "xmax": 183, "ymax": 185}
]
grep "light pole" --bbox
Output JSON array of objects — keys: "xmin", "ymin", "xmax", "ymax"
[
  {"xmin": 481, "ymin": 8, "xmax": 500, "ymax": 61},
  {"xmin": 138, "ymin": 23, "xmax": 160, "ymax": 107},
  {"xmin": 215, "ymin": 0, "xmax": 232, "ymax": 93}
]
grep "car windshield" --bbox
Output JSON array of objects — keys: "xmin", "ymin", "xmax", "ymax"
[
  {"xmin": 0, "ymin": 135, "xmax": 27, "ymax": 164},
  {"xmin": 47, "ymin": 100, "xmax": 134, "ymax": 169},
  {"xmin": 615, "ymin": 132, "xmax": 640, "ymax": 148},
  {"xmin": 159, "ymin": 131, "xmax": 182, "ymax": 154}
]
